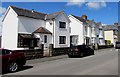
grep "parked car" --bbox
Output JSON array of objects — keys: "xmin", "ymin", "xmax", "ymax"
[
  {"xmin": 0, "ymin": 48, "xmax": 26, "ymax": 73},
  {"xmin": 115, "ymin": 41, "xmax": 120, "ymax": 49},
  {"xmin": 68, "ymin": 45, "xmax": 94, "ymax": 58}
]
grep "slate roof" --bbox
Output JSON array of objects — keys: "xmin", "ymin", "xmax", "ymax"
[
  {"xmin": 71, "ymin": 14, "xmax": 87, "ymax": 22},
  {"xmin": 11, "ymin": 6, "xmax": 46, "ymax": 20},
  {"xmin": 46, "ymin": 11, "xmax": 64, "ymax": 20},
  {"xmin": 103, "ymin": 25, "xmax": 118, "ymax": 30},
  {"xmin": 33, "ymin": 27, "xmax": 52, "ymax": 34},
  {"xmin": 10, "ymin": 6, "xmax": 63, "ymax": 20}
]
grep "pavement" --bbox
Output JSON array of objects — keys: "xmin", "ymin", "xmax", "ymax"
[
  {"xmin": 26, "ymin": 48, "xmax": 116, "ymax": 64},
  {"xmin": 26, "ymin": 55, "xmax": 68, "ymax": 64}
]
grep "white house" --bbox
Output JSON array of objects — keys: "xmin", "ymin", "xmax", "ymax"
[
  {"xmin": 2, "ymin": 6, "xmax": 70, "ymax": 56},
  {"xmin": 69, "ymin": 14, "xmax": 105, "ymax": 49},
  {"xmin": 97, "ymin": 22, "xmax": 105, "ymax": 45},
  {"xmin": 69, "ymin": 14, "xmax": 92, "ymax": 46}
]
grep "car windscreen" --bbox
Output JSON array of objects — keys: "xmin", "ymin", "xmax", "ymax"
[{"xmin": 0, "ymin": 49, "xmax": 12, "ymax": 55}]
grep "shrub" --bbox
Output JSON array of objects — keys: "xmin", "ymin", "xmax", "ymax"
[{"xmin": 105, "ymin": 40, "xmax": 111, "ymax": 45}]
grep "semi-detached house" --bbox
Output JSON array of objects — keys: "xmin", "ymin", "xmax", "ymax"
[
  {"xmin": 2, "ymin": 6, "xmax": 70, "ymax": 56},
  {"xmin": 69, "ymin": 14, "xmax": 105, "ymax": 49}
]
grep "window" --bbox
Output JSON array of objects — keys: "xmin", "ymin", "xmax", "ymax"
[
  {"xmin": 44, "ymin": 35, "xmax": 47, "ymax": 43},
  {"xmin": 59, "ymin": 36, "xmax": 66, "ymax": 44},
  {"xmin": 2, "ymin": 49, "xmax": 12, "ymax": 55},
  {"xmin": 23, "ymin": 38, "xmax": 30, "ymax": 47},
  {"xmin": 18, "ymin": 36, "xmax": 24, "ymax": 47},
  {"xmin": 59, "ymin": 21, "xmax": 66, "ymax": 28},
  {"xmin": 18, "ymin": 35, "xmax": 39, "ymax": 48}
]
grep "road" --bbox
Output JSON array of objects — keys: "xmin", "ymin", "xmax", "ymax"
[{"xmin": 4, "ymin": 48, "xmax": 118, "ymax": 75}]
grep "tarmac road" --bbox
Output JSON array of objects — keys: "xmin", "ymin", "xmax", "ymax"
[{"xmin": 4, "ymin": 48, "xmax": 118, "ymax": 75}]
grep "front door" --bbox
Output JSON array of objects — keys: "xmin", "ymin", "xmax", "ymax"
[
  {"xmin": 86, "ymin": 37, "xmax": 90, "ymax": 45},
  {"xmin": 43, "ymin": 35, "xmax": 50, "ymax": 56}
]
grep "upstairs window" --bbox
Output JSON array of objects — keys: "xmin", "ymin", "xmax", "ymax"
[{"xmin": 59, "ymin": 21, "xmax": 66, "ymax": 28}]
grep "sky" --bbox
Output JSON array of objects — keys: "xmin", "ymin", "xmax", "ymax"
[{"xmin": 0, "ymin": 2, "xmax": 119, "ymax": 35}]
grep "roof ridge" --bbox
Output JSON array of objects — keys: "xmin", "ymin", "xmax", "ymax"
[
  {"xmin": 71, "ymin": 14, "xmax": 87, "ymax": 23},
  {"xmin": 47, "ymin": 10, "xmax": 64, "ymax": 15},
  {"xmin": 10, "ymin": 5, "xmax": 64, "ymax": 20},
  {"xmin": 10, "ymin": 5, "xmax": 47, "ymax": 15}
]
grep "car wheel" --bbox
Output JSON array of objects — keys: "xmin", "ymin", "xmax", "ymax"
[
  {"xmin": 80, "ymin": 52, "xmax": 84, "ymax": 57},
  {"xmin": 68, "ymin": 55, "xmax": 73, "ymax": 58},
  {"xmin": 7, "ymin": 62, "xmax": 18, "ymax": 72}
]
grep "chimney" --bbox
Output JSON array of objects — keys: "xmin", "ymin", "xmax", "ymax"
[
  {"xmin": 81, "ymin": 14, "xmax": 87, "ymax": 20},
  {"xmin": 114, "ymin": 23, "xmax": 118, "ymax": 26},
  {"xmin": 32, "ymin": 9, "xmax": 34, "ymax": 13}
]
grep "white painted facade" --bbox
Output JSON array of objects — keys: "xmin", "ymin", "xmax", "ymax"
[
  {"xmin": 2, "ymin": 7, "xmax": 18, "ymax": 50},
  {"xmin": 91, "ymin": 22, "xmax": 105, "ymax": 46},
  {"xmin": 68, "ymin": 15, "xmax": 84, "ymax": 46},
  {"xmin": 18, "ymin": 16, "xmax": 45, "ymax": 34},
  {"xmin": 2, "ymin": 6, "xmax": 70, "ymax": 51},
  {"xmin": 69, "ymin": 15, "xmax": 105, "ymax": 46},
  {"xmin": 34, "ymin": 33, "xmax": 52, "ymax": 49},
  {"xmin": 46, "ymin": 13, "xmax": 70, "ymax": 48},
  {"xmin": 98, "ymin": 24, "xmax": 105, "ymax": 45}
]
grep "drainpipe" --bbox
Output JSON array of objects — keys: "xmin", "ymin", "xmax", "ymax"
[{"xmin": 52, "ymin": 19, "xmax": 55, "ymax": 48}]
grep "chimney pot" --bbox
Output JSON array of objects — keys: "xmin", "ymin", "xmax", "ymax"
[
  {"xmin": 81, "ymin": 15, "xmax": 87, "ymax": 20},
  {"xmin": 114, "ymin": 23, "xmax": 118, "ymax": 26},
  {"xmin": 32, "ymin": 9, "xmax": 34, "ymax": 13}
]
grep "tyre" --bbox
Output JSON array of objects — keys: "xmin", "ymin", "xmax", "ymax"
[
  {"xmin": 80, "ymin": 52, "xmax": 84, "ymax": 57},
  {"xmin": 68, "ymin": 55, "xmax": 73, "ymax": 58},
  {"xmin": 7, "ymin": 62, "xmax": 19, "ymax": 72}
]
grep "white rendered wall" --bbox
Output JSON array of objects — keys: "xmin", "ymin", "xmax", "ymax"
[
  {"xmin": 45, "ymin": 20, "xmax": 54, "ymax": 44},
  {"xmin": 2, "ymin": 8, "xmax": 18, "ymax": 50},
  {"xmin": 18, "ymin": 16, "xmax": 45, "ymax": 34},
  {"xmin": 69, "ymin": 16, "xmax": 84, "ymax": 45},
  {"xmin": 53, "ymin": 13, "xmax": 70, "ymax": 48},
  {"xmin": 87, "ymin": 26, "xmax": 92, "ymax": 38},
  {"xmin": 39, "ymin": 34, "xmax": 52, "ymax": 50}
]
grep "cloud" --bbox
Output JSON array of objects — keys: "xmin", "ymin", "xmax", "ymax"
[
  {"xmin": 66, "ymin": 0, "xmax": 106, "ymax": 9},
  {"xmin": 66, "ymin": 0, "xmax": 86, "ymax": 7},
  {"xmin": 0, "ymin": 7, "xmax": 6, "ymax": 14},
  {"xmin": 86, "ymin": 2, "xmax": 106, "ymax": 9},
  {"xmin": 2, "ymin": 0, "xmax": 120, "ymax": 2}
]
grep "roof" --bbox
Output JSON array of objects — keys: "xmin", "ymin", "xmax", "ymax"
[
  {"xmin": 46, "ymin": 11, "xmax": 64, "ymax": 20},
  {"xmin": 11, "ymin": 6, "xmax": 46, "ymax": 20},
  {"xmin": 18, "ymin": 33, "xmax": 37, "ymax": 38},
  {"xmin": 103, "ymin": 25, "xmax": 118, "ymax": 31},
  {"xmin": 33, "ymin": 27, "xmax": 52, "ymax": 34},
  {"xmin": 10, "ymin": 6, "xmax": 64, "ymax": 20},
  {"xmin": 71, "ymin": 14, "xmax": 86, "ymax": 22}
]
